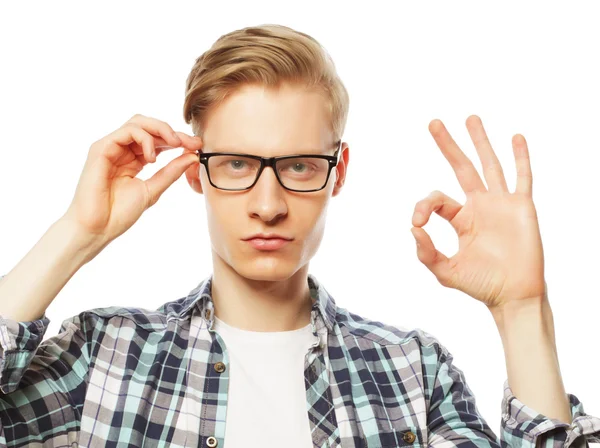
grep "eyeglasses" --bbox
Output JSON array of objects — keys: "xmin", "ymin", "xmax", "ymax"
[{"xmin": 196, "ymin": 140, "xmax": 342, "ymax": 192}]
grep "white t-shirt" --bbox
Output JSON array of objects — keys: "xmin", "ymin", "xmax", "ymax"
[{"xmin": 212, "ymin": 315, "xmax": 316, "ymax": 447}]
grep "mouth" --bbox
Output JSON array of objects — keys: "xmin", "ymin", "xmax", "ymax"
[{"xmin": 242, "ymin": 235, "xmax": 293, "ymax": 251}]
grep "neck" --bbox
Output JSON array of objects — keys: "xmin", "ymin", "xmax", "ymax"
[{"xmin": 210, "ymin": 253, "xmax": 313, "ymax": 332}]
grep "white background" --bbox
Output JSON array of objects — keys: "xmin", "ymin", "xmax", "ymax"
[{"xmin": 1, "ymin": 1, "xmax": 598, "ymax": 442}]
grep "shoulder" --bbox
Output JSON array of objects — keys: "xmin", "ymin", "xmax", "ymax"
[
  {"xmin": 334, "ymin": 305, "xmax": 448, "ymax": 354},
  {"xmin": 332, "ymin": 307, "xmax": 456, "ymax": 388},
  {"xmin": 60, "ymin": 295, "xmax": 192, "ymax": 333}
]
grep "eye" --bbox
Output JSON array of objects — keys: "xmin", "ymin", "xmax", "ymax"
[{"xmin": 229, "ymin": 159, "xmax": 246, "ymax": 169}]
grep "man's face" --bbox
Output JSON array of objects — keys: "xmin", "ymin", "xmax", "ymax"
[{"xmin": 185, "ymin": 82, "xmax": 349, "ymax": 281}]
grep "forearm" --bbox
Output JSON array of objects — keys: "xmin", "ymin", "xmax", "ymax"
[
  {"xmin": 0, "ymin": 218, "xmax": 102, "ymax": 322},
  {"xmin": 489, "ymin": 294, "xmax": 571, "ymax": 424}
]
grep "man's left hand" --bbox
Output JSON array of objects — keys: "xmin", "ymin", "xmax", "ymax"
[{"xmin": 411, "ymin": 115, "xmax": 546, "ymax": 310}]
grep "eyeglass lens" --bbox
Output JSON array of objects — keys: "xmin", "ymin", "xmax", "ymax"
[{"xmin": 207, "ymin": 155, "xmax": 330, "ymax": 190}]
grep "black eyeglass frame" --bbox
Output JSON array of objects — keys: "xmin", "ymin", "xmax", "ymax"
[{"xmin": 196, "ymin": 140, "xmax": 343, "ymax": 192}]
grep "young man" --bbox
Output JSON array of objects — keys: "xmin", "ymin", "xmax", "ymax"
[{"xmin": 0, "ymin": 24, "xmax": 597, "ymax": 448}]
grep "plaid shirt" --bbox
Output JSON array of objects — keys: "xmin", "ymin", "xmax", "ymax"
[{"xmin": 0, "ymin": 273, "xmax": 598, "ymax": 448}]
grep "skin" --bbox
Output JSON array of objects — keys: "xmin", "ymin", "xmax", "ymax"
[
  {"xmin": 183, "ymin": 86, "xmax": 571, "ymax": 423},
  {"xmin": 411, "ymin": 116, "xmax": 571, "ymax": 423},
  {"xmin": 184, "ymin": 82, "xmax": 349, "ymax": 332},
  {"xmin": 0, "ymin": 76, "xmax": 571, "ymax": 426}
]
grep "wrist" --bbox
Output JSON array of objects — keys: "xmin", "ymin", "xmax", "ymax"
[
  {"xmin": 54, "ymin": 217, "xmax": 107, "ymax": 265},
  {"xmin": 489, "ymin": 293, "xmax": 547, "ymax": 326},
  {"xmin": 489, "ymin": 293, "xmax": 558, "ymax": 357}
]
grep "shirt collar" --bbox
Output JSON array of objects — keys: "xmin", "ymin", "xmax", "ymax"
[{"xmin": 176, "ymin": 273, "xmax": 337, "ymax": 332}]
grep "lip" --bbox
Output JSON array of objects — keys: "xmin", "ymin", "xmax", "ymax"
[
  {"xmin": 242, "ymin": 233, "xmax": 293, "ymax": 252},
  {"xmin": 243, "ymin": 233, "xmax": 293, "ymax": 241},
  {"xmin": 244, "ymin": 237, "xmax": 291, "ymax": 251}
]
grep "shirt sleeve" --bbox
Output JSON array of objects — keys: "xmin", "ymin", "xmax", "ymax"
[
  {"xmin": 426, "ymin": 340, "xmax": 502, "ymax": 447},
  {"xmin": 0, "ymin": 276, "xmax": 94, "ymax": 447},
  {"xmin": 426, "ymin": 338, "xmax": 600, "ymax": 448},
  {"xmin": 501, "ymin": 379, "xmax": 600, "ymax": 448}
]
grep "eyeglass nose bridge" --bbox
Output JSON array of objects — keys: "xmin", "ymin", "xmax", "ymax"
[
  {"xmin": 258, "ymin": 156, "xmax": 280, "ymax": 174},
  {"xmin": 252, "ymin": 157, "xmax": 286, "ymax": 189}
]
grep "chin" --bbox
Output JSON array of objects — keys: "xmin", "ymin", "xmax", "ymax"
[{"xmin": 232, "ymin": 257, "xmax": 304, "ymax": 282}]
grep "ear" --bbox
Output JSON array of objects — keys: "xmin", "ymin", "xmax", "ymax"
[
  {"xmin": 184, "ymin": 155, "xmax": 204, "ymax": 195},
  {"xmin": 332, "ymin": 143, "xmax": 349, "ymax": 197}
]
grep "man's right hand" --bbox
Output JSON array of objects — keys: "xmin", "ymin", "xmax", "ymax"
[
  {"xmin": 0, "ymin": 114, "xmax": 203, "ymax": 322},
  {"xmin": 61, "ymin": 114, "xmax": 203, "ymax": 254}
]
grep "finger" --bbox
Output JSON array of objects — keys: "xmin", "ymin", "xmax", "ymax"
[
  {"xmin": 133, "ymin": 145, "xmax": 184, "ymax": 169},
  {"xmin": 411, "ymin": 226, "xmax": 453, "ymax": 287},
  {"xmin": 153, "ymin": 133, "xmax": 203, "ymax": 159},
  {"xmin": 512, "ymin": 133, "xmax": 533, "ymax": 196},
  {"xmin": 112, "ymin": 124, "xmax": 162, "ymax": 164},
  {"xmin": 145, "ymin": 152, "xmax": 199, "ymax": 207},
  {"xmin": 174, "ymin": 132, "xmax": 204, "ymax": 153},
  {"xmin": 130, "ymin": 135, "xmax": 173, "ymax": 157},
  {"xmin": 132, "ymin": 133, "xmax": 202, "ymax": 168},
  {"xmin": 429, "ymin": 119, "xmax": 487, "ymax": 194},
  {"xmin": 465, "ymin": 115, "xmax": 509, "ymax": 193},
  {"xmin": 127, "ymin": 114, "xmax": 183, "ymax": 149},
  {"xmin": 412, "ymin": 190, "xmax": 462, "ymax": 230},
  {"xmin": 131, "ymin": 132, "xmax": 201, "ymax": 157}
]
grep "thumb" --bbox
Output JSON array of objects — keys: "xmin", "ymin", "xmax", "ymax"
[
  {"xmin": 411, "ymin": 226, "xmax": 453, "ymax": 287},
  {"xmin": 145, "ymin": 152, "xmax": 198, "ymax": 207}
]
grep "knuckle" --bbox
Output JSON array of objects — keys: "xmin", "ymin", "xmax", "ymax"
[
  {"xmin": 88, "ymin": 140, "xmax": 102, "ymax": 156},
  {"xmin": 155, "ymin": 118, "xmax": 169, "ymax": 128},
  {"xmin": 487, "ymin": 161, "xmax": 504, "ymax": 172},
  {"xmin": 160, "ymin": 122, "xmax": 176, "ymax": 136},
  {"xmin": 438, "ymin": 273, "xmax": 452, "ymax": 288},
  {"xmin": 89, "ymin": 136, "xmax": 103, "ymax": 148},
  {"xmin": 129, "ymin": 113, "xmax": 144, "ymax": 122},
  {"xmin": 121, "ymin": 122, "xmax": 139, "ymax": 133},
  {"xmin": 142, "ymin": 185, "xmax": 156, "ymax": 209},
  {"xmin": 415, "ymin": 190, "xmax": 442, "ymax": 212},
  {"xmin": 91, "ymin": 134, "xmax": 114, "ymax": 152}
]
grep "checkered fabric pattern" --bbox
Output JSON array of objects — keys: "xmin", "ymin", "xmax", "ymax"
[{"xmin": 0, "ymin": 273, "xmax": 598, "ymax": 447}]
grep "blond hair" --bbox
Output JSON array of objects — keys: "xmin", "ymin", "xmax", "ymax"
[{"xmin": 183, "ymin": 24, "xmax": 349, "ymax": 142}]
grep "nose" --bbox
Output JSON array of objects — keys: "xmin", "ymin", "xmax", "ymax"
[{"xmin": 247, "ymin": 166, "xmax": 288, "ymax": 223}]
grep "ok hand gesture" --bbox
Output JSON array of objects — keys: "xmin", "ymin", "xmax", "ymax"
[{"xmin": 411, "ymin": 115, "xmax": 546, "ymax": 310}]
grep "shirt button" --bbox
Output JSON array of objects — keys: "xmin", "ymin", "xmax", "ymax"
[
  {"xmin": 214, "ymin": 362, "xmax": 226, "ymax": 373},
  {"xmin": 403, "ymin": 431, "xmax": 416, "ymax": 444},
  {"xmin": 206, "ymin": 436, "xmax": 218, "ymax": 447}
]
